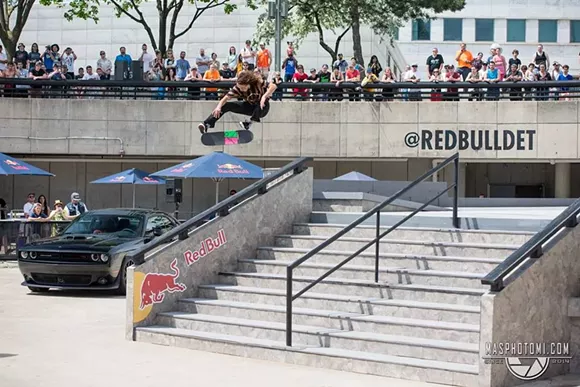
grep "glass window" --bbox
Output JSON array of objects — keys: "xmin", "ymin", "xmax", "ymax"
[
  {"xmin": 507, "ymin": 19, "xmax": 526, "ymax": 42},
  {"xmin": 571, "ymin": 20, "xmax": 580, "ymax": 43},
  {"xmin": 538, "ymin": 20, "xmax": 558, "ymax": 42},
  {"xmin": 412, "ymin": 19, "xmax": 431, "ymax": 41},
  {"xmin": 475, "ymin": 19, "xmax": 494, "ymax": 41},
  {"xmin": 444, "ymin": 19, "xmax": 463, "ymax": 41}
]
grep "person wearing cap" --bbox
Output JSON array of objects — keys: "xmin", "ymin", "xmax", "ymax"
[
  {"xmin": 48, "ymin": 200, "xmax": 67, "ymax": 236},
  {"xmin": 97, "ymin": 51, "xmax": 112, "ymax": 79},
  {"xmin": 304, "ymin": 67, "xmax": 320, "ymax": 100},
  {"xmin": 256, "ymin": 43, "xmax": 272, "ymax": 79},
  {"xmin": 64, "ymin": 193, "xmax": 88, "ymax": 220},
  {"xmin": 14, "ymin": 43, "xmax": 29, "ymax": 70},
  {"xmin": 403, "ymin": 63, "xmax": 422, "ymax": 101},
  {"xmin": 61, "ymin": 47, "xmax": 77, "ymax": 78},
  {"xmin": 361, "ymin": 67, "xmax": 380, "ymax": 101},
  {"xmin": 333, "ymin": 54, "xmax": 347, "ymax": 76}
]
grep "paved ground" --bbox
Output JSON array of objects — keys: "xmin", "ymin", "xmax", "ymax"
[{"xmin": 0, "ymin": 267, "xmax": 450, "ymax": 387}]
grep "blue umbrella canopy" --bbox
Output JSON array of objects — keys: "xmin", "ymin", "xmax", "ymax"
[
  {"xmin": 90, "ymin": 168, "xmax": 166, "ymax": 185},
  {"xmin": 0, "ymin": 153, "xmax": 54, "ymax": 176},
  {"xmin": 334, "ymin": 171, "xmax": 377, "ymax": 181},
  {"xmin": 151, "ymin": 152, "xmax": 263, "ymax": 179}
]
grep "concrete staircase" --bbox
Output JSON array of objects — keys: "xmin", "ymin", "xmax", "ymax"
[{"xmin": 135, "ymin": 206, "xmax": 535, "ymax": 386}]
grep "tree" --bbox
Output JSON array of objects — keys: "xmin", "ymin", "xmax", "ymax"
[
  {"xmin": 48, "ymin": 0, "xmax": 237, "ymax": 56},
  {"xmin": 0, "ymin": 0, "xmax": 43, "ymax": 59}
]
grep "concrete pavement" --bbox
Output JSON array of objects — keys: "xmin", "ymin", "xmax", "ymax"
[{"xmin": 0, "ymin": 267, "xmax": 449, "ymax": 387}]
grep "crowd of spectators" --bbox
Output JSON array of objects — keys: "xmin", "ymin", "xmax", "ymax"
[{"xmin": 0, "ymin": 39, "xmax": 577, "ymax": 101}]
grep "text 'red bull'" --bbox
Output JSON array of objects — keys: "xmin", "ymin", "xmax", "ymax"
[
  {"xmin": 139, "ymin": 258, "xmax": 186, "ymax": 310},
  {"xmin": 183, "ymin": 229, "xmax": 227, "ymax": 265}
]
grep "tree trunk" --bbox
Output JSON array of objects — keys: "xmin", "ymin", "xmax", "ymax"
[
  {"xmin": 158, "ymin": 11, "xmax": 167, "ymax": 56},
  {"xmin": 0, "ymin": 36, "xmax": 16, "ymax": 61},
  {"xmin": 349, "ymin": 3, "xmax": 364, "ymax": 67}
]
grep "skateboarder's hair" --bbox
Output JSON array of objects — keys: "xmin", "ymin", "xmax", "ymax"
[{"xmin": 236, "ymin": 70, "xmax": 261, "ymax": 86}]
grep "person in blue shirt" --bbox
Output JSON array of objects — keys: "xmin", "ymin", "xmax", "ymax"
[
  {"xmin": 175, "ymin": 51, "xmax": 190, "ymax": 80},
  {"xmin": 557, "ymin": 64, "xmax": 574, "ymax": 96},
  {"xmin": 43, "ymin": 44, "xmax": 60, "ymax": 72},
  {"xmin": 484, "ymin": 61, "xmax": 500, "ymax": 100},
  {"xmin": 115, "ymin": 47, "xmax": 132, "ymax": 65},
  {"xmin": 282, "ymin": 52, "xmax": 298, "ymax": 82}
]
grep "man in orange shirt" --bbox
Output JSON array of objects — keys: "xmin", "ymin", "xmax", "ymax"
[
  {"xmin": 203, "ymin": 63, "xmax": 221, "ymax": 100},
  {"xmin": 256, "ymin": 42, "xmax": 272, "ymax": 80},
  {"xmin": 455, "ymin": 42, "xmax": 473, "ymax": 80}
]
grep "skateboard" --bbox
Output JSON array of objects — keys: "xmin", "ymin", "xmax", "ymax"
[{"xmin": 201, "ymin": 130, "xmax": 254, "ymax": 146}]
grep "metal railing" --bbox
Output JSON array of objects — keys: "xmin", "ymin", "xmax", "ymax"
[
  {"xmin": 126, "ymin": 157, "xmax": 312, "ymax": 265},
  {"xmin": 0, "ymin": 78, "xmax": 578, "ymax": 101},
  {"xmin": 0, "ymin": 219, "xmax": 71, "ymax": 259},
  {"xmin": 481, "ymin": 198, "xmax": 580, "ymax": 292},
  {"xmin": 285, "ymin": 153, "xmax": 460, "ymax": 346}
]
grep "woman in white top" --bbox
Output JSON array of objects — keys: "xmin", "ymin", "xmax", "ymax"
[{"xmin": 165, "ymin": 49, "xmax": 176, "ymax": 70}]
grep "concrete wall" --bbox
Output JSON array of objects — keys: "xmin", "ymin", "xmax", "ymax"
[
  {"xmin": 478, "ymin": 224, "xmax": 580, "ymax": 387},
  {"xmin": 126, "ymin": 167, "xmax": 313, "ymax": 336},
  {"xmin": 2, "ymin": 99, "xmax": 579, "ymax": 161}
]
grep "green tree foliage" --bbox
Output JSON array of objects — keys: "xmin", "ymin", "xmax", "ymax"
[
  {"xmin": 0, "ymin": 0, "xmax": 43, "ymax": 59},
  {"xmin": 45, "ymin": 0, "xmax": 237, "ymax": 55},
  {"xmin": 249, "ymin": 0, "xmax": 465, "ymax": 66}
]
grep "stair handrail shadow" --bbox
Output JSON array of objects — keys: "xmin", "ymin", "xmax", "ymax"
[
  {"xmin": 285, "ymin": 153, "xmax": 460, "ymax": 346},
  {"xmin": 482, "ymin": 197, "xmax": 580, "ymax": 292},
  {"xmin": 126, "ymin": 157, "xmax": 312, "ymax": 265}
]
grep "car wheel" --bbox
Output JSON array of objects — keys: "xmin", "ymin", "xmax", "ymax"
[
  {"xmin": 116, "ymin": 258, "xmax": 134, "ymax": 295},
  {"xmin": 28, "ymin": 286, "xmax": 49, "ymax": 293}
]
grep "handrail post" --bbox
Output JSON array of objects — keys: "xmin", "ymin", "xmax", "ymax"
[
  {"xmin": 286, "ymin": 266, "xmax": 293, "ymax": 347},
  {"xmin": 375, "ymin": 210, "xmax": 380, "ymax": 283},
  {"xmin": 453, "ymin": 156, "xmax": 460, "ymax": 228}
]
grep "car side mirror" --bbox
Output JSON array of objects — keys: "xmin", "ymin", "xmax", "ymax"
[{"xmin": 153, "ymin": 227, "xmax": 163, "ymax": 237}]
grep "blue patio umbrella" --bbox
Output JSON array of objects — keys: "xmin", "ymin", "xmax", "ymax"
[
  {"xmin": 334, "ymin": 171, "xmax": 377, "ymax": 181},
  {"xmin": 90, "ymin": 168, "xmax": 166, "ymax": 208},
  {"xmin": 0, "ymin": 153, "xmax": 54, "ymax": 176},
  {"xmin": 151, "ymin": 151, "xmax": 263, "ymax": 203}
]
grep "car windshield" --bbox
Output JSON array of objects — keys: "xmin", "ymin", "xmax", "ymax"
[{"xmin": 62, "ymin": 213, "xmax": 144, "ymax": 237}]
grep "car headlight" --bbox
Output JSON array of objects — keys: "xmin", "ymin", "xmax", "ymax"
[
  {"xmin": 29, "ymin": 251, "xmax": 37, "ymax": 259},
  {"xmin": 100, "ymin": 254, "xmax": 109, "ymax": 263},
  {"xmin": 19, "ymin": 251, "xmax": 29, "ymax": 259},
  {"xmin": 91, "ymin": 253, "xmax": 99, "ymax": 262}
]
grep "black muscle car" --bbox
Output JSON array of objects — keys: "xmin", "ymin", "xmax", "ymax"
[{"xmin": 17, "ymin": 208, "xmax": 179, "ymax": 294}]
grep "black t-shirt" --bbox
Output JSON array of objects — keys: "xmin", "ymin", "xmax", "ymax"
[
  {"xmin": 318, "ymin": 71, "xmax": 331, "ymax": 82},
  {"xmin": 508, "ymin": 57, "xmax": 521, "ymax": 68},
  {"xmin": 307, "ymin": 74, "xmax": 319, "ymax": 81},
  {"xmin": 426, "ymin": 54, "xmax": 444, "ymax": 73},
  {"xmin": 30, "ymin": 69, "xmax": 45, "ymax": 88},
  {"xmin": 14, "ymin": 50, "xmax": 28, "ymax": 65},
  {"xmin": 220, "ymin": 69, "xmax": 234, "ymax": 79}
]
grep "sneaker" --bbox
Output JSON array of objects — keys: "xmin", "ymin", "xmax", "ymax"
[
  {"xmin": 198, "ymin": 123, "xmax": 208, "ymax": 134},
  {"xmin": 239, "ymin": 120, "xmax": 252, "ymax": 130}
]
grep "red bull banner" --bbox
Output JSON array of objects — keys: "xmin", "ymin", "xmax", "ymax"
[
  {"xmin": 4, "ymin": 159, "xmax": 29, "ymax": 171},
  {"xmin": 183, "ymin": 229, "xmax": 226, "ymax": 266}
]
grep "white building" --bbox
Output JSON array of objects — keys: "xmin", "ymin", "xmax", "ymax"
[{"xmin": 17, "ymin": 0, "xmax": 580, "ymax": 75}]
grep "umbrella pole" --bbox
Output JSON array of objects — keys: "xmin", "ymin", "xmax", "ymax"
[
  {"xmin": 215, "ymin": 180, "xmax": 219, "ymax": 204},
  {"xmin": 132, "ymin": 185, "xmax": 136, "ymax": 208}
]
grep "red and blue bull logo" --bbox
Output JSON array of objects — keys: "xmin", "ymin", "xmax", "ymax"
[
  {"xmin": 139, "ymin": 258, "xmax": 186, "ymax": 310},
  {"xmin": 4, "ymin": 159, "xmax": 29, "ymax": 171},
  {"xmin": 217, "ymin": 163, "xmax": 249, "ymax": 174},
  {"xmin": 170, "ymin": 162, "xmax": 193, "ymax": 173},
  {"xmin": 111, "ymin": 176, "xmax": 126, "ymax": 182},
  {"xmin": 183, "ymin": 229, "xmax": 227, "ymax": 265},
  {"xmin": 142, "ymin": 176, "xmax": 159, "ymax": 183}
]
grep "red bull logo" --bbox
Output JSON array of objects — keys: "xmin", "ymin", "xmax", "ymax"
[
  {"xmin": 111, "ymin": 176, "xmax": 126, "ymax": 182},
  {"xmin": 170, "ymin": 162, "xmax": 194, "ymax": 173},
  {"xmin": 183, "ymin": 229, "xmax": 227, "ymax": 266},
  {"xmin": 142, "ymin": 176, "xmax": 159, "ymax": 183},
  {"xmin": 4, "ymin": 159, "xmax": 29, "ymax": 171},
  {"xmin": 139, "ymin": 258, "xmax": 186, "ymax": 310},
  {"xmin": 217, "ymin": 163, "xmax": 249, "ymax": 174}
]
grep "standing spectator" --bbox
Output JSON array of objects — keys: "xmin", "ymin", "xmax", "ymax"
[
  {"xmin": 14, "ymin": 43, "xmax": 29, "ymax": 70},
  {"xmin": 48, "ymin": 200, "xmax": 66, "ymax": 237},
  {"xmin": 15, "ymin": 61, "xmax": 30, "ymax": 98},
  {"xmin": 551, "ymin": 62, "xmax": 562, "ymax": 81},
  {"xmin": 23, "ymin": 193, "xmax": 35, "ymax": 218},
  {"xmin": 210, "ymin": 52, "xmax": 219, "ymax": 68},
  {"xmin": 196, "ymin": 48, "xmax": 210, "ymax": 77},
  {"xmin": 350, "ymin": 57, "xmax": 364, "ymax": 73},
  {"xmin": 305, "ymin": 68, "xmax": 319, "ymax": 100},
  {"xmin": 151, "ymin": 50, "xmax": 164, "ymax": 73},
  {"xmin": 330, "ymin": 66, "xmax": 344, "ymax": 101},
  {"xmin": 380, "ymin": 67, "xmax": 396, "ymax": 101},
  {"xmin": 282, "ymin": 52, "xmax": 298, "ymax": 82},
  {"xmin": 185, "ymin": 67, "xmax": 202, "ymax": 100},
  {"xmin": 28, "ymin": 43, "xmax": 41, "ymax": 71},
  {"xmin": 535, "ymin": 64, "xmax": 551, "ymax": 101},
  {"xmin": 504, "ymin": 63, "xmax": 523, "ymax": 100},
  {"xmin": 165, "ymin": 67, "xmax": 177, "ymax": 99},
  {"xmin": 345, "ymin": 63, "xmax": 362, "ymax": 101},
  {"xmin": 286, "ymin": 41, "xmax": 294, "ymax": 57},
  {"xmin": 522, "ymin": 63, "xmax": 536, "ymax": 100},
  {"xmin": 455, "ymin": 42, "xmax": 473, "ymax": 80},
  {"xmin": 61, "ymin": 47, "xmax": 77, "ymax": 78},
  {"xmin": 466, "ymin": 66, "xmax": 484, "ymax": 101},
  {"xmin": 317, "ymin": 64, "xmax": 331, "ymax": 101},
  {"xmin": 43, "ymin": 44, "xmax": 60, "ymax": 73},
  {"xmin": 361, "ymin": 67, "xmax": 380, "ymax": 101},
  {"xmin": 241, "ymin": 40, "xmax": 256, "ymax": 70},
  {"xmin": 256, "ymin": 43, "xmax": 272, "ymax": 79},
  {"xmin": 428, "ymin": 68, "xmax": 443, "ymax": 101},
  {"xmin": 64, "ymin": 192, "xmax": 88, "ymax": 220},
  {"xmin": 220, "ymin": 62, "xmax": 234, "ymax": 79},
  {"xmin": 557, "ymin": 64, "xmax": 574, "ymax": 100},
  {"xmin": 0, "ymin": 45, "xmax": 8, "ymax": 72},
  {"xmin": 509, "ymin": 49, "xmax": 521, "ymax": 70},
  {"xmin": 97, "ymin": 51, "xmax": 112, "ymax": 79},
  {"xmin": 492, "ymin": 45, "xmax": 507, "ymax": 81},
  {"xmin": 140, "ymin": 43, "xmax": 154, "ymax": 76},
  {"xmin": 227, "ymin": 46, "xmax": 237, "ymax": 71},
  {"xmin": 271, "ymin": 71, "xmax": 283, "ymax": 100},
  {"xmin": 471, "ymin": 52, "xmax": 485, "ymax": 73},
  {"xmin": 404, "ymin": 63, "xmax": 421, "ymax": 101},
  {"xmin": 38, "ymin": 195, "xmax": 50, "ymax": 216},
  {"xmin": 333, "ymin": 54, "xmax": 348, "ymax": 76},
  {"xmin": 2, "ymin": 63, "xmax": 16, "ymax": 98},
  {"xmin": 532, "ymin": 44, "xmax": 550, "ymax": 70},
  {"xmin": 484, "ymin": 61, "xmax": 500, "ymax": 100},
  {"xmin": 115, "ymin": 47, "xmax": 132, "ymax": 65},
  {"xmin": 165, "ymin": 49, "xmax": 176, "ymax": 71},
  {"xmin": 203, "ymin": 63, "xmax": 221, "ymax": 100},
  {"xmin": 426, "ymin": 48, "xmax": 444, "ymax": 77},
  {"xmin": 368, "ymin": 55, "xmax": 382, "ymax": 77},
  {"xmin": 444, "ymin": 64, "xmax": 461, "ymax": 101},
  {"xmin": 175, "ymin": 51, "xmax": 190, "ymax": 80},
  {"xmin": 292, "ymin": 64, "xmax": 308, "ymax": 99},
  {"xmin": 28, "ymin": 61, "xmax": 47, "ymax": 98}
]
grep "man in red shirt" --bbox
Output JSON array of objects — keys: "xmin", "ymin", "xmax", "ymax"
[
  {"xmin": 345, "ymin": 64, "xmax": 361, "ymax": 101},
  {"xmin": 444, "ymin": 64, "xmax": 462, "ymax": 101},
  {"xmin": 292, "ymin": 64, "xmax": 308, "ymax": 99}
]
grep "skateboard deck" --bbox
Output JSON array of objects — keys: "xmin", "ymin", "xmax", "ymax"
[{"xmin": 201, "ymin": 130, "xmax": 254, "ymax": 146}]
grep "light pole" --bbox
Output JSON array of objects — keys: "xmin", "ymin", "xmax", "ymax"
[{"xmin": 268, "ymin": 0, "xmax": 288, "ymax": 72}]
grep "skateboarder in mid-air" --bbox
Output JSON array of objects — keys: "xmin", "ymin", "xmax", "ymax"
[{"xmin": 198, "ymin": 70, "xmax": 278, "ymax": 134}]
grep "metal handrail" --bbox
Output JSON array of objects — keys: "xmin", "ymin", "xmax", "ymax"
[
  {"xmin": 126, "ymin": 157, "xmax": 312, "ymax": 265},
  {"xmin": 481, "ymin": 198, "xmax": 580, "ymax": 292},
  {"xmin": 285, "ymin": 153, "xmax": 460, "ymax": 346}
]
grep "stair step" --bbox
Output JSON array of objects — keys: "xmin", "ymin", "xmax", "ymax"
[
  {"xmin": 257, "ymin": 247, "xmax": 502, "ymax": 274},
  {"xmin": 197, "ymin": 284, "xmax": 481, "ymax": 324},
  {"xmin": 218, "ymin": 272, "xmax": 485, "ymax": 306},
  {"xmin": 293, "ymin": 223, "xmax": 534, "ymax": 244},
  {"xmin": 179, "ymin": 298, "xmax": 481, "ymax": 343},
  {"xmin": 156, "ymin": 312, "xmax": 478, "ymax": 364},
  {"xmin": 136, "ymin": 326, "xmax": 478, "ymax": 386},
  {"xmin": 274, "ymin": 235, "xmax": 518, "ymax": 259},
  {"xmin": 238, "ymin": 259, "xmax": 485, "ymax": 289}
]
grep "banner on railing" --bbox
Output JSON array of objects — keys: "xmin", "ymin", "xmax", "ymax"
[{"xmin": 404, "ymin": 129, "xmax": 536, "ymax": 151}]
